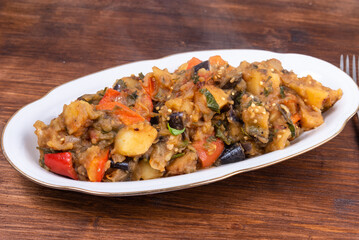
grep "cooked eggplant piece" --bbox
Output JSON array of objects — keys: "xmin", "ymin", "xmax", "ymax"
[
  {"xmin": 110, "ymin": 160, "xmax": 129, "ymax": 171},
  {"xmin": 194, "ymin": 60, "xmax": 209, "ymax": 73},
  {"xmin": 222, "ymin": 74, "xmax": 243, "ymax": 89},
  {"xmin": 113, "ymin": 79, "xmax": 127, "ymax": 91},
  {"xmin": 220, "ymin": 143, "xmax": 245, "ymax": 164},
  {"xmin": 168, "ymin": 112, "xmax": 184, "ymax": 130}
]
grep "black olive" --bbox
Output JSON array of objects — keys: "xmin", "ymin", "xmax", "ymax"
[
  {"xmin": 110, "ymin": 160, "xmax": 129, "ymax": 171},
  {"xmin": 168, "ymin": 112, "xmax": 184, "ymax": 130},
  {"xmin": 194, "ymin": 60, "xmax": 209, "ymax": 73},
  {"xmin": 219, "ymin": 143, "xmax": 245, "ymax": 164}
]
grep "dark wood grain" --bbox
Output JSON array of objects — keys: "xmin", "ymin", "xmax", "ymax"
[{"xmin": 1, "ymin": 1, "xmax": 359, "ymax": 239}]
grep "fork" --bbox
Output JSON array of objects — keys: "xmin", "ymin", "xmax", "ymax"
[{"xmin": 340, "ymin": 55, "xmax": 359, "ymax": 118}]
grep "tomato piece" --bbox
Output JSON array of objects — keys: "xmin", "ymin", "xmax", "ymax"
[
  {"xmin": 209, "ymin": 55, "xmax": 227, "ymax": 66},
  {"xmin": 86, "ymin": 148, "xmax": 109, "ymax": 182},
  {"xmin": 96, "ymin": 101, "xmax": 145, "ymax": 125},
  {"xmin": 193, "ymin": 138, "xmax": 224, "ymax": 168},
  {"xmin": 133, "ymin": 91, "xmax": 153, "ymax": 121},
  {"xmin": 44, "ymin": 152, "xmax": 78, "ymax": 180},
  {"xmin": 142, "ymin": 76, "xmax": 157, "ymax": 98},
  {"xmin": 186, "ymin": 57, "xmax": 202, "ymax": 70}
]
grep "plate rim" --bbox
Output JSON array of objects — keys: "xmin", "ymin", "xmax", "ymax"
[{"xmin": 2, "ymin": 49, "xmax": 359, "ymax": 196}]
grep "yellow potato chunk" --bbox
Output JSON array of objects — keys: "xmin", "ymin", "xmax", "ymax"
[
  {"xmin": 133, "ymin": 159, "xmax": 163, "ymax": 180},
  {"xmin": 63, "ymin": 100, "xmax": 98, "ymax": 136},
  {"xmin": 114, "ymin": 122, "xmax": 157, "ymax": 156},
  {"xmin": 206, "ymin": 85, "xmax": 229, "ymax": 109}
]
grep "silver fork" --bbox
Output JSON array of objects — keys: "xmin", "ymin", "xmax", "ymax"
[{"xmin": 340, "ymin": 55, "xmax": 359, "ymax": 118}]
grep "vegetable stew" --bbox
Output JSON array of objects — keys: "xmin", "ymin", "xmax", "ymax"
[{"xmin": 34, "ymin": 56, "xmax": 342, "ymax": 182}]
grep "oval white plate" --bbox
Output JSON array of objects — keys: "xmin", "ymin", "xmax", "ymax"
[{"xmin": 2, "ymin": 49, "xmax": 359, "ymax": 196}]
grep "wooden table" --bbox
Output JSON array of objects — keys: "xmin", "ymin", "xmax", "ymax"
[{"xmin": 1, "ymin": 1, "xmax": 358, "ymax": 239}]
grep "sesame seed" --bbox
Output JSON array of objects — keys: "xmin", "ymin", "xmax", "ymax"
[
  {"xmin": 262, "ymin": 111, "xmax": 266, "ymax": 114},
  {"xmin": 220, "ymin": 66, "xmax": 225, "ymax": 70},
  {"xmin": 213, "ymin": 76, "xmax": 217, "ymax": 80},
  {"xmin": 250, "ymin": 113, "xmax": 255, "ymax": 118},
  {"xmin": 253, "ymin": 119, "xmax": 258, "ymax": 123},
  {"xmin": 189, "ymin": 115, "xmax": 193, "ymax": 119},
  {"xmin": 304, "ymin": 99, "xmax": 307, "ymax": 102},
  {"xmin": 260, "ymin": 81, "xmax": 264, "ymax": 86},
  {"xmin": 230, "ymin": 77, "xmax": 235, "ymax": 83},
  {"xmin": 167, "ymin": 144, "xmax": 174, "ymax": 150},
  {"xmin": 221, "ymin": 97, "xmax": 226, "ymax": 101},
  {"xmin": 174, "ymin": 148, "xmax": 178, "ymax": 152},
  {"xmin": 244, "ymin": 136, "xmax": 248, "ymax": 140},
  {"xmin": 272, "ymin": 103, "xmax": 276, "ymax": 107},
  {"xmin": 231, "ymin": 92, "xmax": 235, "ymax": 95},
  {"xmin": 309, "ymin": 81, "xmax": 312, "ymax": 84},
  {"xmin": 251, "ymin": 103, "xmax": 255, "ymax": 107},
  {"xmin": 277, "ymin": 134, "xmax": 282, "ymax": 138},
  {"xmin": 166, "ymin": 117, "xmax": 170, "ymax": 121},
  {"xmin": 216, "ymin": 74, "xmax": 221, "ymax": 78},
  {"xmin": 271, "ymin": 68, "xmax": 274, "ymax": 72},
  {"xmin": 250, "ymin": 95, "xmax": 254, "ymax": 99},
  {"xmin": 254, "ymin": 109, "xmax": 259, "ymax": 113},
  {"xmin": 168, "ymin": 109, "xmax": 172, "ymax": 113},
  {"xmin": 170, "ymin": 86, "xmax": 173, "ymax": 90},
  {"xmin": 156, "ymin": 106, "xmax": 160, "ymax": 110},
  {"xmin": 218, "ymin": 70, "xmax": 223, "ymax": 75}
]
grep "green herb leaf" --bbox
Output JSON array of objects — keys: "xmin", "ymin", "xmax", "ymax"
[
  {"xmin": 139, "ymin": 72, "xmax": 145, "ymax": 79},
  {"xmin": 277, "ymin": 104, "xmax": 296, "ymax": 138},
  {"xmin": 288, "ymin": 123, "xmax": 296, "ymax": 138},
  {"xmin": 200, "ymin": 88, "xmax": 220, "ymax": 113},
  {"xmin": 215, "ymin": 128, "xmax": 232, "ymax": 145},
  {"xmin": 171, "ymin": 153, "xmax": 185, "ymax": 160},
  {"xmin": 167, "ymin": 122, "xmax": 185, "ymax": 136},
  {"xmin": 280, "ymin": 86, "xmax": 286, "ymax": 98},
  {"xmin": 192, "ymin": 72, "xmax": 199, "ymax": 83}
]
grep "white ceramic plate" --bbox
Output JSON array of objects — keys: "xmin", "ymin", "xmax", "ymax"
[{"xmin": 2, "ymin": 49, "xmax": 359, "ymax": 196}]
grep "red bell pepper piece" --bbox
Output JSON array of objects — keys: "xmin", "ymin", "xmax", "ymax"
[
  {"xmin": 192, "ymin": 137, "xmax": 224, "ymax": 168},
  {"xmin": 86, "ymin": 148, "xmax": 110, "ymax": 182},
  {"xmin": 98, "ymin": 88, "xmax": 127, "ymax": 105},
  {"xmin": 44, "ymin": 152, "xmax": 78, "ymax": 180}
]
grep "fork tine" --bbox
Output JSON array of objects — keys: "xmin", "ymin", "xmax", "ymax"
[
  {"xmin": 346, "ymin": 55, "xmax": 350, "ymax": 75},
  {"xmin": 340, "ymin": 54, "xmax": 344, "ymax": 70},
  {"xmin": 353, "ymin": 55, "xmax": 357, "ymax": 83}
]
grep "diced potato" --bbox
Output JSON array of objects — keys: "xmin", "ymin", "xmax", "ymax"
[
  {"xmin": 113, "ymin": 122, "xmax": 157, "ymax": 157},
  {"xmin": 63, "ymin": 100, "xmax": 98, "ymax": 136},
  {"xmin": 244, "ymin": 70, "xmax": 262, "ymax": 95},
  {"xmin": 132, "ymin": 159, "xmax": 163, "ymax": 180},
  {"xmin": 206, "ymin": 85, "xmax": 229, "ymax": 109},
  {"xmin": 166, "ymin": 98, "xmax": 183, "ymax": 111},
  {"xmin": 166, "ymin": 152, "xmax": 198, "ymax": 176},
  {"xmin": 242, "ymin": 105, "xmax": 269, "ymax": 143},
  {"xmin": 281, "ymin": 75, "xmax": 342, "ymax": 111},
  {"xmin": 298, "ymin": 99, "xmax": 324, "ymax": 130},
  {"xmin": 265, "ymin": 129, "xmax": 291, "ymax": 152}
]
